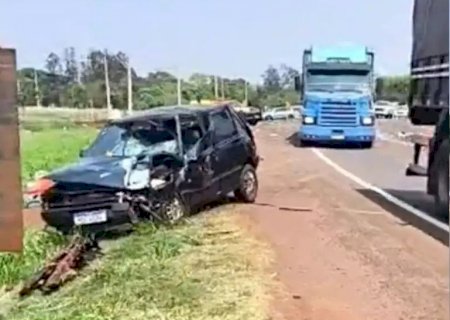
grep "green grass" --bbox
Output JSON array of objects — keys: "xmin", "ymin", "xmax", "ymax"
[
  {"xmin": 0, "ymin": 230, "xmax": 67, "ymax": 288},
  {"xmin": 0, "ymin": 127, "xmax": 96, "ymax": 289},
  {"xmin": 5, "ymin": 212, "xmax": 271, "ymax": 320},
  {"xmin": 20, "ymin": 127, "xmax": 97, "ymax": 182}
]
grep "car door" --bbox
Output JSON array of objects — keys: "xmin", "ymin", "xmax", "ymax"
[
  {"xmin": 210, "ymin": 108, "xmax": 247, "ymax": 196},
  {"xmin": 180, "ymin": 131, "xmax": 219, "ymax": 207},
  {"xmin": 276, "ymin": 108, "xmax": 287, "ymax": 119}
]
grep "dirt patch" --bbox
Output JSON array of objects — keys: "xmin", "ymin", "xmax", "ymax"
[
  {"xmin": 238, "ymin": 122, "xmax": 448, "ymax": 320},
  {"xmin": 23, "ymin": 208, "xmax": 45, "ymax": 230}
]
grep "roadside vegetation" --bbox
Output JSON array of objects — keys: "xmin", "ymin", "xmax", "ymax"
[
  {"xmin": 0, "ymin": 230, "xmax": 67, "ymax": 289},
  {"xmin": 20, "ymin": 126, "xmax": 97, "ymax": 181},
  {"xmin": 1, "ymin": 126, "xmax": 96, "ymax": 290},
  {"xmin": 4, "ymin": 213, "xmax": 271, "ymax": 320},
  {"xmin": 18, "ymin": 47, "xmax": 410, "ymax": 111},
  {"xmin": 1, "ymin": 125, "xmax": 272, "ymax": 319}
]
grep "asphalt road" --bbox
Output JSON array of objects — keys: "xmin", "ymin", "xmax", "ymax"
[
  {"xmin": 319, "ymin": 131, "xmax": 438, "ymax": 218},
  {"xmin": 258, "ymin": 118, "xmax": 448, "ymax": 241},
  {"xmin": 250, "ymin": 122, "xmax": 448, "ymax": 319}
]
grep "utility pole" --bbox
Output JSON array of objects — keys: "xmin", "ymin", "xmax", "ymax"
[
  {"xmin": 33, "ymin": 69, "xmax": 41, "ymax": 107},
  {"xmin": 220, "ymin": 77, "xmax": 225, "ymax": 100},
  {"xmin": 127, "ymin": 58, "xmax": 133, "ymax": 114},
  {"xmin": 103, "ymin": 50, "xmax": 112, "ymax": 113},
  {"xmin": 214, "ymin": 75, "xmax": 219, "ymax": 99},
  {"xmin": 177, "ymin": 76, "xmax": 182, "ymax": 106}
]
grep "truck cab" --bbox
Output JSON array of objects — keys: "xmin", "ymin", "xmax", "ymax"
[{"xmin": 295, "ymin": 45, "xmax": 376, "ymax": 148}]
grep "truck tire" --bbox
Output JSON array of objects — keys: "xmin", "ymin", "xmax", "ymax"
[
  {"xmin": 434, "ymin": 139, "xmax": 449, "ymax": 219},
  {"xmin": 294, "ymin": 137, "xmax": 310, "ymax": 148},
  {"xmin": 361, "ymin": 141, "xmax": 373, "ymax": 149}
]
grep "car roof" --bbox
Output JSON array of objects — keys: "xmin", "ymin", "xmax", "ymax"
[{"xmin": 111, "ymin": 104, "xmax": 227, "ymax": 124}]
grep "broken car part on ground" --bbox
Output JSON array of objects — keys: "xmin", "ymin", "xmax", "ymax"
[{"xmin": 29, "ymin": 105, "xmax": 260, "ymax": 235}]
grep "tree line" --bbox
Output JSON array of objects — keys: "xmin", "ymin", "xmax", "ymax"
[{"xmin": 17, "ymin": 47, "xmax": 410, "ymax": 109}]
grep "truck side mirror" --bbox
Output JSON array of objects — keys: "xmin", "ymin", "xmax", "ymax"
[{"xmin": 294, "ymin": 76, "xmax": 302, "ymax": 92}]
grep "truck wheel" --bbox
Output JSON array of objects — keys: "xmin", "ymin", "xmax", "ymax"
[
  {"xmin": 361, "ymin": 141, "xmax": 373, "ymax": 149},
  {"xmin": 294, "ymin": 138, "xmax": 310, "ymax": 148},
  {"xmin": 434, "ymin": 139, "xmax": 449, "ymax": 218},
  {"xmin": 235, "ymin": 165, "xmax": 258, "ymax": 203}
]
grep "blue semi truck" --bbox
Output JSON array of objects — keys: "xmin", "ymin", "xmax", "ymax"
[{"xmin": 294, "ymin": 45, "xmax": 376, "ymax": 148}]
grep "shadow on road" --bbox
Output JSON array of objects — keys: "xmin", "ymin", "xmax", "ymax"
[
  {"xmin": 285, "ymin": 133, "xmax": 370, "ymax": 150},
  {"xmin": 356, "ymin": 188, "xmax": 449, "ymax": 245}
]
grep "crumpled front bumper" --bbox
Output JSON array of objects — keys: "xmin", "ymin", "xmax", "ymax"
[{"xmin": 41, "ymin": 202, "xmax": 133, "ymax": 233}]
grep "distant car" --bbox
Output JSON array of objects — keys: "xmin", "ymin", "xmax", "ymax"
[
  {"xmin": 33, "ymin": 105, "xmax": 260, "ymax": 234},
  {"xmin": 234, "ymin": 106, "xmax": 262, "ymax": 126},
  {"xmin": 394, "ymin": 105, "xmax": 409, "ymax": 118},
  {"xmin": 374, "ymin": 100, "xmax": 396, "ymax": 119},
  {"xmin": 263, "ymin": 107, "xmax": 297, "ymax": 121}
]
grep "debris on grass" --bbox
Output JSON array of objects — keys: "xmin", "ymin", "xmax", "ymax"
[
  {"xmin": 5, "ymin": 211, "xmax": 272, "ymax": 320},
  {"xmin": 0, "ymin": 229, "xmax": 67, "ymax": 289},
  {"xmin": 19, "ymin": 235, "xmax": 100, "ymax": 297}
]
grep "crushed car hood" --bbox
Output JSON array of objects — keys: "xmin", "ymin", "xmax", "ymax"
[{"xmin": 47, "ymin": 156, "xmax": 151, "ymax": 190}]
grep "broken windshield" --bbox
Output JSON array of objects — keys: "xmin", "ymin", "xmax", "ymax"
[{"xmin": 83, "ymin": 123, "xmax": 178, "ymax": 158}]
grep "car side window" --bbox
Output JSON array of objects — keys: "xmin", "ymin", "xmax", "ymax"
[{"xmin": 210, "ymin": 110, "xmax": 237, "ymax": 143}]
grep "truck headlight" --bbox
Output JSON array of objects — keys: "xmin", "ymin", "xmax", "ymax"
[
  {"xmin": 303, "ymin": 116, "xmax": 315, "ymax": 124},
  {"xmin": 361, "ymin": 116, "xmax": 374, "ymax": 126}
]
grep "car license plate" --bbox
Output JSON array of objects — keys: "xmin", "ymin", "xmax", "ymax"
[
  {"xmin": 331, "ymin": 134, "xmax": 345, "ymax": 140},
  {"xmin": 73, "ymin": 209, "xmax": 108, "ymax": 226}
]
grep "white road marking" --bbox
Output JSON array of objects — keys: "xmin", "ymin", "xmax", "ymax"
[{"xmin": 311, "ymin": 148, "xmax": 449, "ymax": 233}]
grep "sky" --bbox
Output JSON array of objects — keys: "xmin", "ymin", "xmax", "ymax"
[{"xmin": 0, "ymin": 0, "xmax": 413, "ymax": 83}]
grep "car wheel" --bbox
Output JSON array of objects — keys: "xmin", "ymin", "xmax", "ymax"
[
  {"xmin": 235, "ymin": 165, "xmax": 258, "ymax": 203},
  {"xmin": 434, "ymin": 139, "xmax": 449, "ymax": 218},
  {"xmin": 288, "ymin": 114, "xmax": 295, "ymax": 120},
  {"xmin": 163, "ymin": 194, "xmax": 190, "ymax": 223},
  {"xmin": 265, "ymin": 116, "xmax": 273, "ymax": 121}
]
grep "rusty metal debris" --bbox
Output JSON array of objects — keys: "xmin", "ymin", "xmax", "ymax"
[{"xmin": 19, "ymin": 235, "xmax": 100, "ymax": 297}]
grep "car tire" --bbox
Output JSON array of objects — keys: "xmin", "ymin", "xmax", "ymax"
[
  {"xmin": 162, "ymin": 193, "xmax": 191, "ymax": 223},
  {"xmin": 265, "ymin": 116, "xmax": 273, "ymax": 121},
  {"xmin": 434, "ymin": 139, "xmax": 449, "ymax": 219},
  {"xmin": 235, "ymin": 164, "xmax": 258, "ymax": 203},
  {"xmin": 288, "ymin": 114, "xmax": 295, "ymax": 120}
]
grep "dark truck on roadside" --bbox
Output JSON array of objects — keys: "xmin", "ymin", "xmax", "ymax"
[{"xmin": 406, "ymin": 0, "xmax": 449, "ymax": 218}]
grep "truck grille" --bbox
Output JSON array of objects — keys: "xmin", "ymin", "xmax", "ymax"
[
  {"xmin": 318, "ymin": 102, "xmax": 358, "ymax": 127},
  {"xmin": 43, "ymin": 184, "xmax": 118, "ymax": 213}
]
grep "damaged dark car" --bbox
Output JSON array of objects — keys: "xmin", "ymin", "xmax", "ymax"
[{"xmin": 37, "ymin": 105, "xmax": 259, "ymax": 234}]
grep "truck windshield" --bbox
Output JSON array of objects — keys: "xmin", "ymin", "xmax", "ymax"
[
  {"xmin": 306, "ymin": 69, "xmax": 370, "ymax": 93},
  {"xmin": 83, "ymin": 124, "xmax": 179, "ymax": 158}
]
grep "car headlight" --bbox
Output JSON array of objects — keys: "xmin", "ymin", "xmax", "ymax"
[
  {"xmin": 303, "ymin": 116, "xmax": 315, "ymax": 124},
  {"xmin": 361, "ymin": 116, "xmax": 374, "ymax": 125}
]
